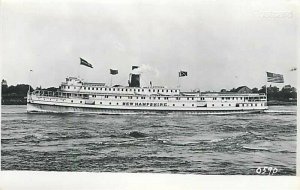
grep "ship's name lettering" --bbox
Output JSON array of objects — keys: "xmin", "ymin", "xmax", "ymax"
[{"xmin": 123, "ymin": 102, "xmax": 167, "ymax": 107}]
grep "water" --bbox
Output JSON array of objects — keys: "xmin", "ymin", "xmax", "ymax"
[{"xmin": 1, "ymin": 105, "xmax": 297, "ymax": 175}]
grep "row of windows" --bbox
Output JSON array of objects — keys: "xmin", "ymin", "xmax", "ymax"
[
  {"xmin": 95, "ymin": 95, "xmax": 260, "ymax": 101},
  {"xmin": 210, "ymin": 103, "xmax": 263, "ymax": 107},
  {"xmin": 241, "ymin": 103, "xmax": 262, "ymax": 107},
  {"xmin": 220, "ymin": 97, "xmax": 263, "ymax": 100},
  {"xmin": 212, "ymin": 104, "xmax": 232, "ymax": 107},
  {"xmin": 69, "ymin": 100, "xmax": 197, "ymax": 107},
  {"xmin": 47, "ymin": 94, "xmax": 264, "ymax": 102},
  {"xmin": 42, "ymin": 98, "xmax": 263, "ymax": 108},
  {"xmin": 58, "ymin": 94, "xmax": 199, "ymax": 100},
  {"xmin": 101, "ymin": 96, "xmax": 193, "ymax": 100},
  {"xmin": 63, "ymin": 85, "xmax": 179, "ymax": 93},
  {"xmin": 222, "ymin": 97, "xmax": 243, "ymax": 100}
]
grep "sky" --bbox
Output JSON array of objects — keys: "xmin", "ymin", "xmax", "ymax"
[{"xmin": 1, "ymin": 0, "xmax": 298, "ymax": 91}]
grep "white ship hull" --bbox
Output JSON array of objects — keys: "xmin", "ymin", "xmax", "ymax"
[
  {"xmin": 27, "ymin": 102, "xmax": 267, "ymax": 115},
  {"xmin": 27, "ymin": 76, "xmax": 268, "ymax": 115}
]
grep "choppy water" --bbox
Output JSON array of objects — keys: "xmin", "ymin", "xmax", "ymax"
[{"xmin": 1, "ymin": 105, "xmax": 297, "ymax": 175}]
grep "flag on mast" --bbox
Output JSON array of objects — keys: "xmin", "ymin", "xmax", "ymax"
[
  {"xmin": 80, "ymin": 58, "xmax": 93, "ymax": 68},
  {"xmin": 110, "ymin": 69, "xmax": 118, "ymax": 75},
  {"xmin": 132, "ymin": 66, "xmax": 139, "ymax": 70},
  {"xmin": 179, "ymin": 71, "xmax": 187, "ymax": 77},
  {"xmin": 267, "ymin": 72, "xmax": 284, "ymax": 83}
]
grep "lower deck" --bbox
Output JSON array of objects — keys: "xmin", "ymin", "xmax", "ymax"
[{"xmin": 27, "ymin": 100, "xmax": 268, "ymax": 115}]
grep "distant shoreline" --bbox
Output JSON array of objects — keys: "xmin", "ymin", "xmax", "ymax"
[{"xmin": 267, "ymin": 100, "xmax": 297, "ymax": 106}]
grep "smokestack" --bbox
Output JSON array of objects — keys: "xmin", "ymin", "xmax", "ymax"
[{"xmin": 129, "ymin": 74, "xmax": 140, "ymax": 87}]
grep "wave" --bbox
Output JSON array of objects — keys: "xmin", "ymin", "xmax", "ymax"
[
  {"xmin": 264, "ymin": 110, "xmax": 296, "ymax": 114},
  {"xmin": 1, "ymin": 111, "xmax": 27, "ymax": 115},
  {"xmin": 128, "ymin": 131, "xmax": 148, "ymax": 138},
  {"xmin": 242, "ymin": 146, "xmax": 270, "ymax": 151}
]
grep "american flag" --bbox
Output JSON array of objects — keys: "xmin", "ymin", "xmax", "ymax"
[{"xmin": 267, "ymin": 72, "xmax": 284, "ymax": 83}]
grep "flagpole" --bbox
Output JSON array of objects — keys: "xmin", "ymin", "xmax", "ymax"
[
  {"xmin": 177, "ymin": 72, "xmax": 180, "ymax": 89},
  {"xmin": 78, "ymin": 57, "xmax": 81, "ymax": 79},
  {"xmin": 110, "ymin": 74, "xmax": 112, "ymax": 86},
  {"xmin": 265, "ymin": 71, "xmax": 268, "ymax": 105},
  {"xmin": 28, "ymin": 70, "xmax": 33, "ymax": 93}
]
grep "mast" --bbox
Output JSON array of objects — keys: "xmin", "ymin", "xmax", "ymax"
[{"xmin": 265, "ymin": 71, "xmax": 268, "ymax": 105}]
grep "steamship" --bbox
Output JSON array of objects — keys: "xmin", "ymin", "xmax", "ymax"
[{"xmin": 27, "ymin": 68, "xmax": 268, "ymax": 114}]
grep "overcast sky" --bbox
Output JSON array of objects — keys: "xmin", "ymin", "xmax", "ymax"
[{"xmin": 1, "ymin": 0, "xmax": 298, "ymax": 91}]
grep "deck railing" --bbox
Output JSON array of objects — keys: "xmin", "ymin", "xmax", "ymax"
[
  {"xmin": 30, "ymin": 90, "xmax": 267, "ymax": 102},
  {"xmin": 31, "ymin": 90, "xmax": 70, "ymax": 98}
]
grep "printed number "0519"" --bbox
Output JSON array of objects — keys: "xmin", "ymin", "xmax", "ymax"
[{"xmin": 256, "ymin": 167, "xmax": 278, "ymax": 175}]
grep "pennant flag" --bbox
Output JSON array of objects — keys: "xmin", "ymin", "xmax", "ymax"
[
  {"xmin": 267, "ymin": 72, "xmax": 284, "ymax": 83},
  {"xmin": 179, "ymin": 71, "xmax": 188, "ymax": 77},
  {"xmin": 80, "ymin": 58, "xmax": 93, "ymax": 68},
  {"xmin": 290, "ymin": 67, "xmax": 297, "ymax": 71},
  {"xmin": 110, "ymin": 69, "xmax": 118, "ymax": 75},
  {"xmin": 132, "ymin": 66, "xmax": 139, "ymax": 70}
]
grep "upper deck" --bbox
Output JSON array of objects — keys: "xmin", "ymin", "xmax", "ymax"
[{"xmin": 60, "ymin": 77, "xmax": 181, "ymax": 96}]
